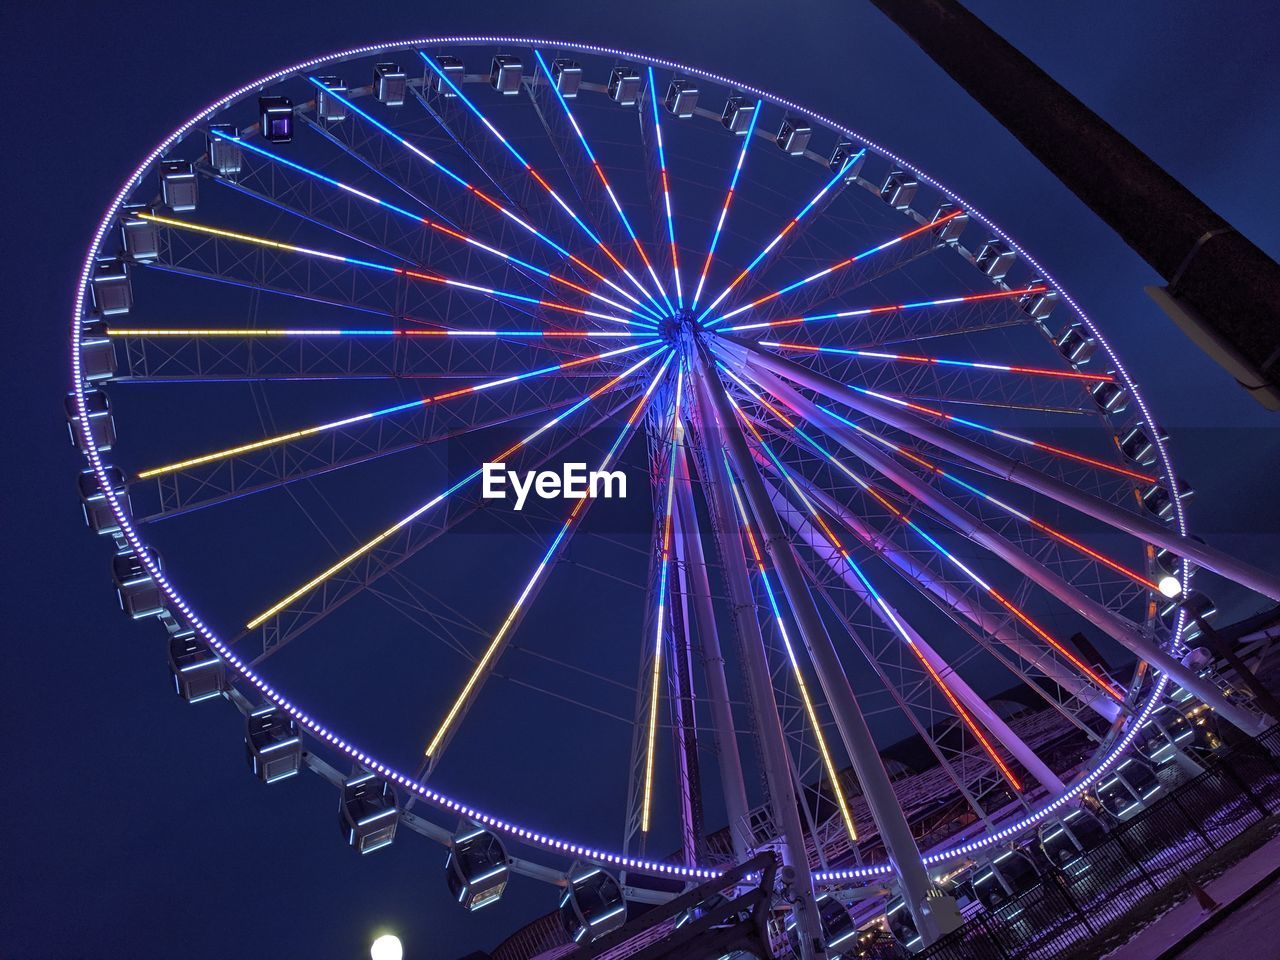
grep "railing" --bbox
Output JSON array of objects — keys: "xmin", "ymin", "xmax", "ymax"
[{"xmin": 896, "ymin": 725, "xmax": 1280, "ymax": 960}]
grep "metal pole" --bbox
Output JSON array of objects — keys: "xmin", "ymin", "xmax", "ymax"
[
  {"xmin": 761, "ymin": 453, "xmax": 1122, "ymax": 725},
  {"xmin": 861, "ymin": 0, "xmax": 1280, "ymax": 408},
  {"xmin": 698, "ymin": 349, "xmax": 960, "ymax": 944},
  {"xmin": 690, "ymin": 365, "xmax": 827, "ymax": 960},
  {"xmin": 791, "ymin": 555, "xmax": 997, "ymax": 828},
  {"xmin": 718, "ymin": 338, "xmax": 1280, "ymax": 603},
  {"xmin": 672, "ymin": 441, "xmax": 754, "ymax": 861},
  {"xmin": 740, "ymin": 361, "xmax": 1270, "ymax": 736},
  {"xmin": 765, "ymin": 473, "xmax": 1065, "ymax": 794}
]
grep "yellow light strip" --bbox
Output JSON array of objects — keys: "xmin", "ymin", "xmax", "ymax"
[
  {"xmin": 244, "ymin": 350, "xmax": 663, "ymax": 631},
  {"xmin": 424, "ymin": 353, "xmax": 674, "ymax": 761},
  {"xmin": 137, "ymin": 342, "xmax": 650, "ymax": 480},
  {"xmin": 641, "ymin": 366, "xmax": 684, "ymax": 833},
  {"xmin": 725, "ymin": 464, "xmax": 859, "ymax": 842}
]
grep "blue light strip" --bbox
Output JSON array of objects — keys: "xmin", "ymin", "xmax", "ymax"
[
  {"xmin": 307, "ymin": 78, "xmax": 663, "ymax": 322},
  {"xmin": 531, "ymin": 49, "xmax": 675, "ymax": 316},
  {"xmin": 705, "ymin": 211, "xmax": 960, "ymax": 328},
  {"xmin": 694, "ymin": 151, "xmax": 859, "ymax": 324},
  {"xmin": 210, "ymin": 129, "xmax": 657, "ymax": 326},
  {"xmin": 646, "ymin": 67, "xmax": 682, "ymax": 309},
  {"xmin": 689, "ymin": 99, "xmax": 760, "ymax": 312},
  {"xmin": 417, "ymin": 49, "xmax": 657, "ymax": 319}
]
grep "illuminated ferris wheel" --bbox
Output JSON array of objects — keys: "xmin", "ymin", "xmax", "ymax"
[{"xmin": 68, "ymin": 37, "xmax": 1280, "ymax": 956}]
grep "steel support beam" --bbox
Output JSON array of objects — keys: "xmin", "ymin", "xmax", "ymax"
[
  {"xmin": 673, "ymin": 441, "xmax": 753, "ymax": 861},
  {"xmin": 690, "ymin": 364, "xmax": 826, "ymax": 960},
  {"xmin": 698, "ymin": 348, "xmax": 956, "ymax": 944},
  {"xmin": 720, "ymin": 338, "xmax": 1280, "ymax": 603},
  {"xmin": 761, "ymin": 451, "xmax": 1120, "ymax": 725},
  {"xmin": 863, "ymin": 0, "xmax": 1280, "ymax": 408},
  {"xmin": 739, "ymin": 360, "xmax": 1270, "ymax": 735},
  {"xmin": 764, "ymin": 472, "xmax": 1065, "ymax": 794}
]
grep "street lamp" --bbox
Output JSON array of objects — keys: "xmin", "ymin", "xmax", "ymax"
[{"xmin": 370, "ymin": 933, "xmax": 403, "ymax": 960}]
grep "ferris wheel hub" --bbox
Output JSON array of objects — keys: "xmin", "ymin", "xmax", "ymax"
[{"xmin": 658, "ymin": 309, "xmax": 702, "ymax": 346}]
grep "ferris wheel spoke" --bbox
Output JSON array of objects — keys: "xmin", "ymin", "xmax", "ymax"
[
  {"xmin": 206, "ymin": 130, "xmax": 655, "ymax": 323},
  {"xmin": 307, "ymin": 78, "xmax": 663, "ymax": 323},
  {"xmin": 415, "ymin": 51, "xmax": 664, "ymax": 317},
  {"xmin": 298, "ymin": 109, "xmax": 468, "ymax": 226},
  {"xmin": 407, "ymin": 56, "xmax": 546, "ymax": 216},
  {"xmin": 249, "ymin": 394, "xmax": 632, "ymax": 665},
  {"xmin": 744, "ymin": 415, "xmax": 1120, "ymax": 728},
  {"xmin": 103, "ymin": 324, "xmax": 645, "ymax": 384},
  {"xmin": 752, "ymin": 436, "xmax": 1063, "ymax": 796},
  {"xmin": 411, "ymin": 52, "xmax": 668, "ymax": 325},
  {"xmin": 689, "ymin": 100, "xmax": 761, "ymax": 314},
  {"xmin": 140, "ymin": 212, "xmax": 643, "ymax": 330},
  {"xmin": 202, "ymin": 168, "xmax": 429, "ymax": 276},
  {"xmin": 131, "ymin": 362, "xmax": 639, "ymax": 523},
  {"xmin": 418, "ymin": 351, "xmax": 674, "ymax": 777},
  {"xmin": 820, "ymin": 370, "xmax": 1095, "ymax": 422},
  {"xmin": 717, "ymin": 284, "xmax": 1043, "ymax": 336},
  {"xmin": 738, "ymin": 360, "xmax": 1278, "ymax": 734},
  {"xmin": 671, "ymin": 438, "xmax": 753, "ymax": 860},
  {"xmin": 528, "ymin": 49, "xmax": 673, "ymax": 315},
  {"xmin": 624, "ymin": 368, "xmax": 686, "ymax": 851},
  {"xmin": 777, "ymin": 492, "xmax": 1050, "ymax": 815},
  {"xmin": 752, "ymin": 335, "xmax": 1102, "ymax": 418},
  {"xmin": 807, "ymin": 404, "xmax": 1169, "ymax": 596},
  {"xmin": 758, "ymin": 423, "xmax": 1132, "ymax": 739},
  {"xmin": 722, "ymin": 336, "xmax": 1280, "ymax": 604},
  {"xmin": 134, "ymin": 340, "xmax": 656, "ymax": 483},
  {"xmin": 832, "ymin": 386, "xmax": 1156, "ymax": 483},
  {"xmin": 642, "ymin": 369, "xmax": 687, "ymax": 840},
  {"xmin": 640, "ymin": 68, "xmax": 684, "ymax": 310},
  {"xmin": 755, "ymin": 339, "xmax": 1109, "ymax": 385},
  {"xmin": 693, "ymin": 148, "xmax": 863, "ymax": 326},
  {"xmin": 704, "ymin": 210, "xmax": 962, "ymax": 329},
  {"xmin": 724, "ymin": 367, "xmax": 1131, "ymax": 704},
  {"xmin": 300, "ymin": 103, "xmax": 616, "ymax": 316},
  {"xmin": 687, "ymin": 368, "xmax": 826, "ymax": 937},
  {"xmin": 701, "ymin": 356, "xmax": 946, "ymax": 913},
  {"xmin": 796, "ymin": 554, "xmax": 1003, "ymax": 829},
  {"xmin": 723, "ymin": 454, "xmax": 860, "ymax": 843},
  {"xmin": 242, "ymin": 347, "xmax": 666, "ymax": 636}
]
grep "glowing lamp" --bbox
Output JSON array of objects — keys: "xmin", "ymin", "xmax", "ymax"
[{"xmin": 370, "ymin": 934, "xmax": 402, "ymax": 960}]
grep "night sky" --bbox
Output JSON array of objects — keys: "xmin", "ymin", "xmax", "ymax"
[{"xmin": 4, "ymin": 2, "xmax": 1280, "ymax": 958}]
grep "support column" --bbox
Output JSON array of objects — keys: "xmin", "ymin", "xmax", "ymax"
[
  {"xmin": 698, "ymin": 348, "xmax": 960, "ymax": 945},
  {"xmin": 765, "ymin": 457, "xmax": 1120, "ymax": 725},
  {"xmin": 672, "ymin": 442, "xmax": 753, "ymax": 861},
  {"xmin": 691, "ymin": 367, "xmax": 827, "ymax": 960},
  {"xmin": 739, "ymin": 360, "xmax": 1269, "ymax": 736},
  {"xmin": 764, "ymin": 472, "xmax": 1066, "ymax": 794}
]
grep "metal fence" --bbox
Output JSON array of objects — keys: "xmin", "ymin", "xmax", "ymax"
[{"xmin": 899, "ymin": 725, "xmax": 1280, "ymax": 960}]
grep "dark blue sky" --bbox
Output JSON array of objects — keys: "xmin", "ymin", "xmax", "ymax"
[{"xmin": 3, "ymin": 2, "xmax": 1279, "ymax": 958}]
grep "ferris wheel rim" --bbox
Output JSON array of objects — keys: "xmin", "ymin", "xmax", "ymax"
[{"xmin": 68, "ymin": 35, "xmax": 1192, "ymax": 885}]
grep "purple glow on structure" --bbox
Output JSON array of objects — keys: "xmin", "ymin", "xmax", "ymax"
[{"xmin": 68, "ymin": 35, "xmax": 1187, "ymax": 883}]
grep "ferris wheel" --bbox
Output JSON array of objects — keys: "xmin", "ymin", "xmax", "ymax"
[{"xmin": 68, "ymin": 37, "xmax": 1280, "ymax": 956}]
